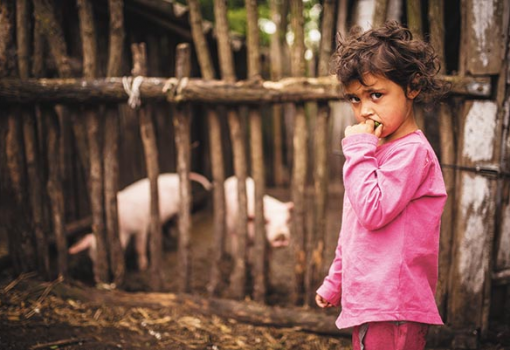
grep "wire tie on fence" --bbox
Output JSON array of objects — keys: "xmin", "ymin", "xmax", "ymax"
[{"xmin": 122, "ymin": 76, "xmax": 144, "ymax": 109}]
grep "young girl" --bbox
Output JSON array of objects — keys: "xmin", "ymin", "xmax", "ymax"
[{"xmin": 316, "ymin": 21, "xmax": 448, "ymax": 350}]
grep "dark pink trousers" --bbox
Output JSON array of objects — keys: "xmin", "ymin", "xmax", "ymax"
[{"xmin": 352, "ymin": 321, "xmax": 428, "ymax": 350}]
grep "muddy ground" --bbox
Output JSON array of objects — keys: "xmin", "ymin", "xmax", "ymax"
[{"xmin": 1, "ymin": 186, "xmax": 509, "ymax": 349}]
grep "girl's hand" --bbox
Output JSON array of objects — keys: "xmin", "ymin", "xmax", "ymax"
[
  {"xmin": 315, "ymin": 294, "xmax": 334, "ymax": 308},
  {"xmin": 345, "ymin": 119, "xmax": 383, "ymax": 138}
]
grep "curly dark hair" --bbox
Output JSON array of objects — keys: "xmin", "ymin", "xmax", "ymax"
[{"xmin": 333, "ymin": 21, "xmax": 449, "ymax": 103}]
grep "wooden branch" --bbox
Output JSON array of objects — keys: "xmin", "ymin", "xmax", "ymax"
[
  {"xmin": 246, "ymin": 0, "xmax": 267, "ymax": 304},
  {"xmin": 107, "ymin": 0, "xmax": 124, "ymax": 78},
  {"xmin": 33, "ymin": 0, "xmax": 72, "ymax": 78},
  {"xmin": 0, "ymin": 1, "xmax": 16, "ymax": 78},
  {"xmin": 213, "ymin": 0, "xmax": 236, "ymax": 83},
  {"xmin": 186, "ymin": 0, "xmax": 226, "ymax": 297},
  {"xmin": 269, "ymin": 0, "xmax": 285, "ymax": 186},
  {"xmin": 77, "ymin": 0, "xmax": 97, "ymax": 78},
  {"xmin": 16, "ymin": 0, "xmax": 30, "ymax": 79},
  {"xmin": 132, "ymin": 42, "xmax": 164, "ymax": 291},
  {"xmin": 187, "ymin": 0, "xmax": 215, "ymax": 80},
  {"xmin": 104, "ymin": 0, "xmax": 125, "ymax": 287},
  {"xmin": 0, "ymin": 75, "xmax": 492, "ymax": 104},
  {"xmin": 174, "ymin": 43, "xmax": 193, "ymax": 293}
]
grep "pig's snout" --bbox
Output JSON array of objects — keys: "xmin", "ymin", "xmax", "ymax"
[{"xmin": 269, "ymin": 233, "xmax": 290, "ymax": 248}]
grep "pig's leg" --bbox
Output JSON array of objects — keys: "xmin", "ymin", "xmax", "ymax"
[{"xmin": 135, "ymin": 228, "xmax": 149, "ymax": 271}]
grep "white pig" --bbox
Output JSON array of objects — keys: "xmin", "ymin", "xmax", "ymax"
[
  {"xmin": 224, "ymin": 176, "xmax": 293, "ymax": 255},
  {"xmin": 68, "ymin": 172, "xmax": 212, "ymax": 270}
]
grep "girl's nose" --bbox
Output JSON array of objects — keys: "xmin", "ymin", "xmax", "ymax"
[{"xmin": 360, "ymin": 104, "xmax": 373, "ymax": 118}]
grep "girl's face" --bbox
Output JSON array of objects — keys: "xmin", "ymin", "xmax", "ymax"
[{"xmin": 344, "ymin": 73, "xmax": 419, "ymax": 143}]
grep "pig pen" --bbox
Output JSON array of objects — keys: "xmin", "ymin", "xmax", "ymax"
[
  {"xmin": 0, "ymin": 182, "xmax": 355, "ymax": 350},
  {"xmin": 66, "ymin": 180, "xmax": 346, "ymax": 306}
]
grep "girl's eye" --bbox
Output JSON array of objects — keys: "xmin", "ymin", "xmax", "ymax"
[
  {"xmin": 348, "ymin": 96, "xmax": 360, "ymax": 104},
  {"xmin": 371, "ymin": 92, "xmax": 382, "ymax": 100}
]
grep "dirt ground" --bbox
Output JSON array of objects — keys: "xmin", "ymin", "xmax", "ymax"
[{"xmin": 1, "ymin": 186, "xmax": 509, "ymax": 349}]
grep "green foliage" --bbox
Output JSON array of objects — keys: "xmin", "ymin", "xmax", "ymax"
[{"xmin": 176, "ymin": 0, "xmax": 321, "ymax": 49}]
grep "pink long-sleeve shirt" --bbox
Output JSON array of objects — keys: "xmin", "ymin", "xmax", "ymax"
[{"xmin": 317, "ymin": 130, "xmax": 447, "ymax": 329}]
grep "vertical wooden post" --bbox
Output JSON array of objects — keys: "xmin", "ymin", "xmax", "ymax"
[
  {"xmin": 246, "ymin": 0, "xmax": 267, "ymax": 303},
  {"xmin": 187, "ymin": 0, "xmax": 227, "ymax": 297},
  {"xmin": 405, "ymin": 0, "xmax": 425, "ymax": 132},
  {"xmin": 33, "ymin": 0, "xmax": 72, "ymax": 279},
  {"xmin": 17, "ymin": 0, "xmax": 50, "ymax": 278},
  {"xmin": 269, "ymin": 0, "xmax": 285, "ymax": 186},
  {"xmin": 493, "ymin": 0, "xmax": 510, "ymax": 329},
  {"xmin": 289, "ymin": 0, "xmax": 307, "ymax": 305},
  {"xmin": 104, "ymin": 0, "xmax": 126, "ymax": 287},
  {"xmin": 306, "ymin": 0, "xmax": 335, "ymax": 307},
  {"xmin": 373, "ymin": 0, "xmax": 389, "ymax": 27},
  {"xmin": 448, "ymin": 0, "xmax": 506, "ymax": 343},
  {"xmin": 428, "ymin": 0, "xmax": 456, "ymax": 321},
  {"xmin": 173, "ymin": 43, "xmax": 193, "ymax": 293},
  {"xmin": 213, "ymin": 0, "xmax": 249, "ymax": 300},
  {"xmin": 132, "ymin": 43, "xmax": 164, "ymax": 291},
  {"xmin": 77, "ymin": 0, "xmax": 110, "ymax": 284},
  {"xmin": 406, "ymin": 0, "xmax": 422, "ymax": 39}
]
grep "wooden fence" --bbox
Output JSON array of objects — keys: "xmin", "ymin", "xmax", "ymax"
[{"xmin": 0, "ymin": 0, "xmax": 509, "ymax": 348}]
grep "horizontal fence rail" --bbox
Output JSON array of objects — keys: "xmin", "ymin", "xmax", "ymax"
[{"xmin": 0, "ymin": 75, "xmax": 492, "ymax": 104}]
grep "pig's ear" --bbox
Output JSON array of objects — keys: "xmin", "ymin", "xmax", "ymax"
[{"xmin": 286, "ymin": 202, "xmax": 294, "ymax": 211}]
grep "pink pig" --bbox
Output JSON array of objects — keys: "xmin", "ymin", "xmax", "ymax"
[
  {"xmin": 68, "ymin": 172, "xmax": 212, "ymax": 270},
  {"xmin": 224, "ymin": 176, "xmax": 293, "ymax": 255}
]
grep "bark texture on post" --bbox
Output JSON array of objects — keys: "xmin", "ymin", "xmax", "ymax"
[
  {"xmin": 406, "ymin": 0, "xmax": 422, "ymax": 39},
  {"xmin": 447, "ymin": 1, "xmax": 505, "ymax": 341},
  {"xmin": 173, "ymin": 43, "xmax": 193, "ymax": 293},
  {"xmin": 463, "ymin": 0, "xmax": 505, "ymax": 75},
  {"xmin": 33, "ymin": 0, "xmax": 70, "ymax": 279},
  {"xmin": 373, "ymin": 0, "xmax": 389, "ymax": 28},
  {"xmin": 78, "ymin": 0, "xmax": 109, "ymax": 284},
  {"xmin": 289, "ymin": 0, "xmax": 307, "ymax": 305},
  {"xmin": 17, "ymin": 0, "xmax": 50, "ymax": 278},
  {"xmin": 246, "ymin": 0, "xmax": 266, "ymax": 303},
  {"xmin": 187, "ymin": 0, "xmax": 226, "ymax": 297},
  {"xmin": 306, "ymin": 0, "xmax": 335, "ymax": 306},
  {"xmin": 132, "ymin": 43, "xmax": 164, "ymax": 291},
  {"xmin": 213, "ymin": 0, "xmax": 248, "ymax": 300},
  {"xmin": 45, "ymin": 106, "xmax": 68, "ymax": 278},
  {"xmin": 269, "ymin": 0, "xmax": 285, "ymax": 186},
  {"xmin": 104, "ymin": 0, "xmax": 125, "ymax": 287},
  {"xmin": 32, "ymin": 0, "xmax": 72, "ymax": 78},
  {"xmin": 0, "ymin": 75, "xmax": 488, "ymax": 104},
  {"xmin": 428, "ymin": 0, "xmax": 455, "ymax": 322}
]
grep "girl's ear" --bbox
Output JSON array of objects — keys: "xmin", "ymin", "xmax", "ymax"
[
  {"xmin": 406, "ymin": 87, "xmax": 420, "ymax": 100},
  {"xmin": 406, "ymin": 74, "xmax": 422, "ymax": 100}
]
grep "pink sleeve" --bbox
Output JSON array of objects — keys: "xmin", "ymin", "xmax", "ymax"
[
  {"xmin": 316, "ymin": 233, "xmax": 342, "ymax": 307},
  {"xmin": 342, "ymin": 134, "xmax": 430, "ymax": 231}
]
